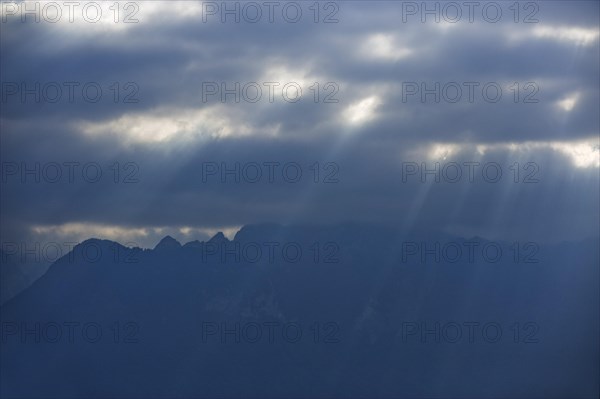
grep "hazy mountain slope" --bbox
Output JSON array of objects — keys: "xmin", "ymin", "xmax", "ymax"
[{"xmin": 1, "ymin": 225, "xmax": 598, "ymax": 398}]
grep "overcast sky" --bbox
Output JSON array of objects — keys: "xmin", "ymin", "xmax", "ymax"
[{"xmin": 1, "ymin": 1, "xmax": 599, "ymax": 248}]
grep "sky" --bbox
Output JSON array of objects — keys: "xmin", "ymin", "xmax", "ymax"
[{"xmin": 1, "ymin": 0, "xmax": 599, "ymax": 249}]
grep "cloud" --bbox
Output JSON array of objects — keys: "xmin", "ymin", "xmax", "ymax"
[
  {"xmin": 532, "ymin": 26, "xmax": 599, "ymax": 46},
  {"xmin": 76, "ymin": 105, "xmax": 281, "ymax": 145},
  {"xmin": 342, "ymin": 95, "xmax": 381, "ymax": 126},
  {"xmin": 27, "ymin": 222, "xmax": 241, "ymax": 249},
  {"xmin": 1, "ymin": 1, "xmax": 598, "ymax": 245}
]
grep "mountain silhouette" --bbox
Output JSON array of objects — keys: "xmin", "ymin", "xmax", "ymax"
[
  {"xmin": 154, "ymin": 235, "xmax": 182, "ymax": 251},
  {"xmin": 0, "ymin": 249, "xmax": 51, "ymax": 305},
  {"xmin": 1, "ymin": 224, "xmax": 598, "ymax": 398},
  {"xmin": 208, "ymin": 231, "xmax": 229, "ymax": 244}
]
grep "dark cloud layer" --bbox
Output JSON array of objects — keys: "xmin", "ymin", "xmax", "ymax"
[{"xmin": 1, "ymin": 1, "xmax": 598, "ymax": 246}]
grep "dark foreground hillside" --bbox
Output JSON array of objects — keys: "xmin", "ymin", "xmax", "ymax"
[{"xmin": 1, "ymin": 224, "xmax": 598, "ymax": 398}]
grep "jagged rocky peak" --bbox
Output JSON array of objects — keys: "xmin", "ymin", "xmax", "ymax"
[
  {"xmin": 76, "ymin": 238, "xmax": 125, "ymax": 252},
  {"xmin": 154, "ymin": 236, "xmax": 182, "ymax": 251},
  {"xmin": 182, "ymin": 240, "xmax": 203, "ymax": 249},
  {"xmin": 208, "ymin": 232, "xmax": 229, "ymax": 244}
]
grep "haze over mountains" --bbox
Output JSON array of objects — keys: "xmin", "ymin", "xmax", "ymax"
[
  {"xmin": 1, "ymin": 0, "xmax": 599, "ymax": 397},
  {"xmin": 0, "ymin": 250, "xmax": 51, "ymax": 305},
  {"xmin": 1, "ymin": 224, "xmax": 598, "ymax": 398}
]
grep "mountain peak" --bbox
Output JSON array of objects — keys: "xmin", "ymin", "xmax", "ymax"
[
  {"xmin": 208, "ymin": 232, "xmax": 229, "ymax": 244},
  {"xmin": 183, "ymin": 240, "xmax": 203, "ymax": 249},
  {"xmin": 154, "ymin": 236, "xmax": 182, "ymax": 251}
]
